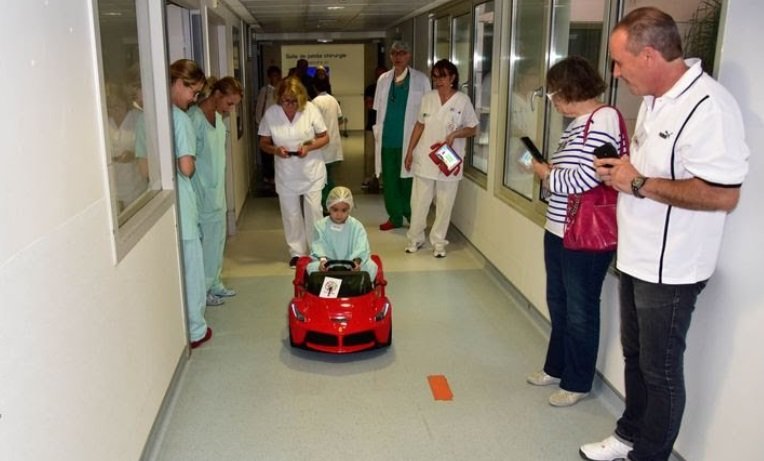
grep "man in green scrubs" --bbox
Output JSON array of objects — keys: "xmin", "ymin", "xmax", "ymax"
[{"xmin": 372, "ymin": 41, "xmax": 431, "ymax": 230}]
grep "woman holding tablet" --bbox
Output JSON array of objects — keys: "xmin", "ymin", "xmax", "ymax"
[{"xmin": 403, "ymin": 59, "xmax": 478, "ymax": 258}]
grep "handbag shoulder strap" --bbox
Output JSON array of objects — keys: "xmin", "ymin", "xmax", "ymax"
[{"xmin": 582, "ymin": 104, "xmax": 630, "ymax": 156}]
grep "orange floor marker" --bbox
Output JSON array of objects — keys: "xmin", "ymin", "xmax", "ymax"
[{"xmin": 427, "ymin": 375, "xmax": 454, "ymax": 401}]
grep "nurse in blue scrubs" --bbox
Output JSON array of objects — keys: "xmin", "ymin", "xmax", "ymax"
[
  {"xmin": 187, "ymin": 76, "xmax": 243, "ymax": 306},
  {"xmin": 169, "ymin": 59, "xmax": 211, "ymax": 349}
]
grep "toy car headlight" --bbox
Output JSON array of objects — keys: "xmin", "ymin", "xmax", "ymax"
[
  {"xmin": 374, "ymin": 302, "xmax": 390, "ymax": 322},
  {"xmin": 290, "ymin": 302, "xmax": 306, "ymax": 322}
]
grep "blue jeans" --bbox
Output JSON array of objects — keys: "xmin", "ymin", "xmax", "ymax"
[
  {"xmin": 615, "ymin": 273, "xmax": 706, "ymax": 461},
  {"xmin": 543, "ymin": 232, "xmax": 614, "ymax": 392}
]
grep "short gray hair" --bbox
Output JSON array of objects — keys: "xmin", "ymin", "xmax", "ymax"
[
  {"xmin": 390, "ymin": 41, "xmax": 411, "ymax": 53},
  {"xmin": 615, "ymin": 7, "xmax": 683, "ymax": 61}
]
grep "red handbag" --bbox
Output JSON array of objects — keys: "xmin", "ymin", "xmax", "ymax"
[
  {"xmin": 563, "ymin": 185, "xmax": 619, "ymax": 252},
  {"xmin": 562, "ymin": 106, "xmax": 628, "ymax": 252}
]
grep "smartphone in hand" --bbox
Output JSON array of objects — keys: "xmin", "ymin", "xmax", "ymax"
[
  {"xmin": 594, "ymin": 143, "xmax": 619, "ymax": 159},
  {"xmin": 593, "ymin": 143, "xmax": 619, "ymax": 168},
  {"xmin": 518, "ymin": 136, "xmax": 545, "ymax": 168},
  {"xmin": 520, "ymin": 137, "xmax": 545, "ymax": 163}
]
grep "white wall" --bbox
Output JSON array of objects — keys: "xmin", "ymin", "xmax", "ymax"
[
  {"xmin": 452, "ymin": 1, "xmax": 764, "ymax": 459},
  {"xmin": 0, "ymin": 3, "xmax": 188, "ymax": 460},
  {"xmin": 206, "ymin": 2, "xmax": 252, "ymax": 222},
  {"xmin": 676, "ymin": 0, "xmax": 764, "ymax": 458}
]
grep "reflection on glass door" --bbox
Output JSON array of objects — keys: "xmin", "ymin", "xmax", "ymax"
[
  {"xmin": 503, "ymin": 0, "xmax": 547, "ymax": 199},
  {"xmin": 433, "ymin": 16, "xmax": 450, "ymax": 64},
  {"xmin": 470, "ymin": 1, "xmax": 494, "ymax": 174},
  {"xmin": 451, "ymin": 13, "xmax": 471, "ymax": 94},
  {"xmin": 545, "ymin": 0, "xmax": 609, "ymax": 157}
]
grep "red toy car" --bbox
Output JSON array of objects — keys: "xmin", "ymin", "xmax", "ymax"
[{"xmin": 288, "ymin": 255, "xmax": 392, "ymax": 353}]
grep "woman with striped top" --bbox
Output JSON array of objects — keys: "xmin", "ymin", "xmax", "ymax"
[{"xmin": 525, "ymin": 56, "xmax": 626, "ymax": 407}]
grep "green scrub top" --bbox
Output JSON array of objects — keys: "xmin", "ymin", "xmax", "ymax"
[{"xmin": 381, "ymin": 73, "xmax": 410, "ymax": 149}]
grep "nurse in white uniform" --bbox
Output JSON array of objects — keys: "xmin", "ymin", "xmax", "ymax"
[
  {"xmin": 258, "ymin": 77, "xmax": 329, "ymax": 266},
  {"xmin": 404, "ymin": 59, "xmax": 479, "ymax": 258}
]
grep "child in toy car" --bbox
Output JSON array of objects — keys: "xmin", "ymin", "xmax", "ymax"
[
  {"xmin": 306, "ymin": 186, "xmax": 377, "ymax": 281},
  {"xmin": 288, "ymin": 187, "xmax": 391, "ymax": 353}
]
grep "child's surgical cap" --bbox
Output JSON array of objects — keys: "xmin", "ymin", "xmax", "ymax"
[{"xmin": 326, "ymin": 186, "xmax": 354, "ymax": 211}]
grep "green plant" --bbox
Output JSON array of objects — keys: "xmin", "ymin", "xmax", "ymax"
[{"xmin": 684, "ymin": 0, "xmax": 722, "ymax": 74}]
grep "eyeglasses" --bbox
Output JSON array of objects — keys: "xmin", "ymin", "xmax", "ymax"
[
  {"xmin": 281, "ymin": 99, "xmax": 298, "ymax": 105},
  {"xmin": 545, "ymin": 90, "xmax": 559, "ymax": 101}
]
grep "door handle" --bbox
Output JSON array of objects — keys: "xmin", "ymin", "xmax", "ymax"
[{"xmin": 530, "ymin": 86, "xmax": 544, "ymax": 112}]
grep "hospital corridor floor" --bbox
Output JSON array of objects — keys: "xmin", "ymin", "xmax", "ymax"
[{"xmin": 151, "ymin": 134, "xmax": 618, "ymax": 461}]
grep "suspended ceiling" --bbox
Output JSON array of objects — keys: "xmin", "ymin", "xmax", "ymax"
[{"xmin": 231, "ymin": 0, "xmax": 448, "ymax": 36}]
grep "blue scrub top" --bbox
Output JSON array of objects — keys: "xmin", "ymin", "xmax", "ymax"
[
  {"xmin": 188, "ymin": 105, "xmax": 227, "ymax": 221},
  {"xmin": 173, "ymin": 105, "xmax": 200, "ymax": 240}
]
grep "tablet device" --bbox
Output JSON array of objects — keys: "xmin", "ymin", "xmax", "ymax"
[
  {"xmin": 433, "ymin": 144, "xmax": 462, "ymax": 171},
  {"xmin": 520, "ymin": 136, "xmax": 546, "ymax": 163}
]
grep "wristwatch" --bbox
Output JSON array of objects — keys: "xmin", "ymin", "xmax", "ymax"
[{"xmin": 631, "ymin": 175, "xmax": 648, "ymax": 199}]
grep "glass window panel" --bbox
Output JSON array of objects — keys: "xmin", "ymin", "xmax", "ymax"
[
  {"xmin": 434, "ymin": 17, "xmax": 450, "ymax": 64},
  {"xmin": 503, "ymin": 0, "xmax": 546, "ymax": 200},
  {"xmin": 544, "ymin": 0, "xmax": 608, "ymax": 161},
  {"xmin": 97, "ymin": 0, "xmax": 160, "ymax": 225},
  {"xmin": 451, "ymin": 13, "xmax": 471, "ymax": 94},
  {"xmin": 470, "ymin": 1, "xmax": 494, "ymax": 174}
]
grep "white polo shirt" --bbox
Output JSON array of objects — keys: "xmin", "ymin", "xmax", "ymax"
[
  {"xmin": 258, "ymin": 102, "xmax": 328, "ymax": 195},
  {"xmin": 616, "ymin": 59, "xmax": 749, "ymax": 284}
]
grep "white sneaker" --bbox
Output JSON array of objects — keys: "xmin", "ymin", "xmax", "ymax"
[
  {"xmin": 211, "ymin": 287, "xmax": 237, "ymax": 297},
  {"xmin": 526, "ymin": 370, "xmax": 561, "ymax": 386},
  {"xmin": 206, "ymin": 293, "xmax": 225, "ymax": 307},
  {"xmin": 579, "ymin": 435, "xmax": 632, "ymax": 461},
  {"xmin": 433, "ymin": 245, "xmax": 446, "ymax": 258},
  {"xmin": 405, "ymin": 241, "xmax": 424, "ymax": 253},
  {"xmin": 548, "ymin": 389, "xmax": 588, "ymax": 407}
]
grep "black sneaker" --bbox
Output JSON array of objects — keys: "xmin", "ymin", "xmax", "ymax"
[{"xmin": 289, "ymin": 256, "xmax": 299, "ymax": 267}]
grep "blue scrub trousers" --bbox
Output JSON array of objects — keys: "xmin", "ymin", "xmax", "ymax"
[
  {"xmin": 182, "ymin": 237, "xmax": 208, "ymax": 341},
  {"xmin": 200, "ymin": 215, "xmax": 227, "ymax": 293}
]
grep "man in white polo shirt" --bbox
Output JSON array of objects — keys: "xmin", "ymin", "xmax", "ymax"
[{"xmin": 581, "ymin": 7, "xmax": 750, "ymax": 461}]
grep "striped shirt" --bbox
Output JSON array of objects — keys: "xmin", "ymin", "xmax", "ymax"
[{"xmin": 545, "ymin": 107, "xmax": 625, "ymax": 237}]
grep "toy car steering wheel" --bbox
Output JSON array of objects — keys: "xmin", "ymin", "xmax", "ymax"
[{"xmin": 324, "ymin": 259, "xmax": 356, "ymax": 272}]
